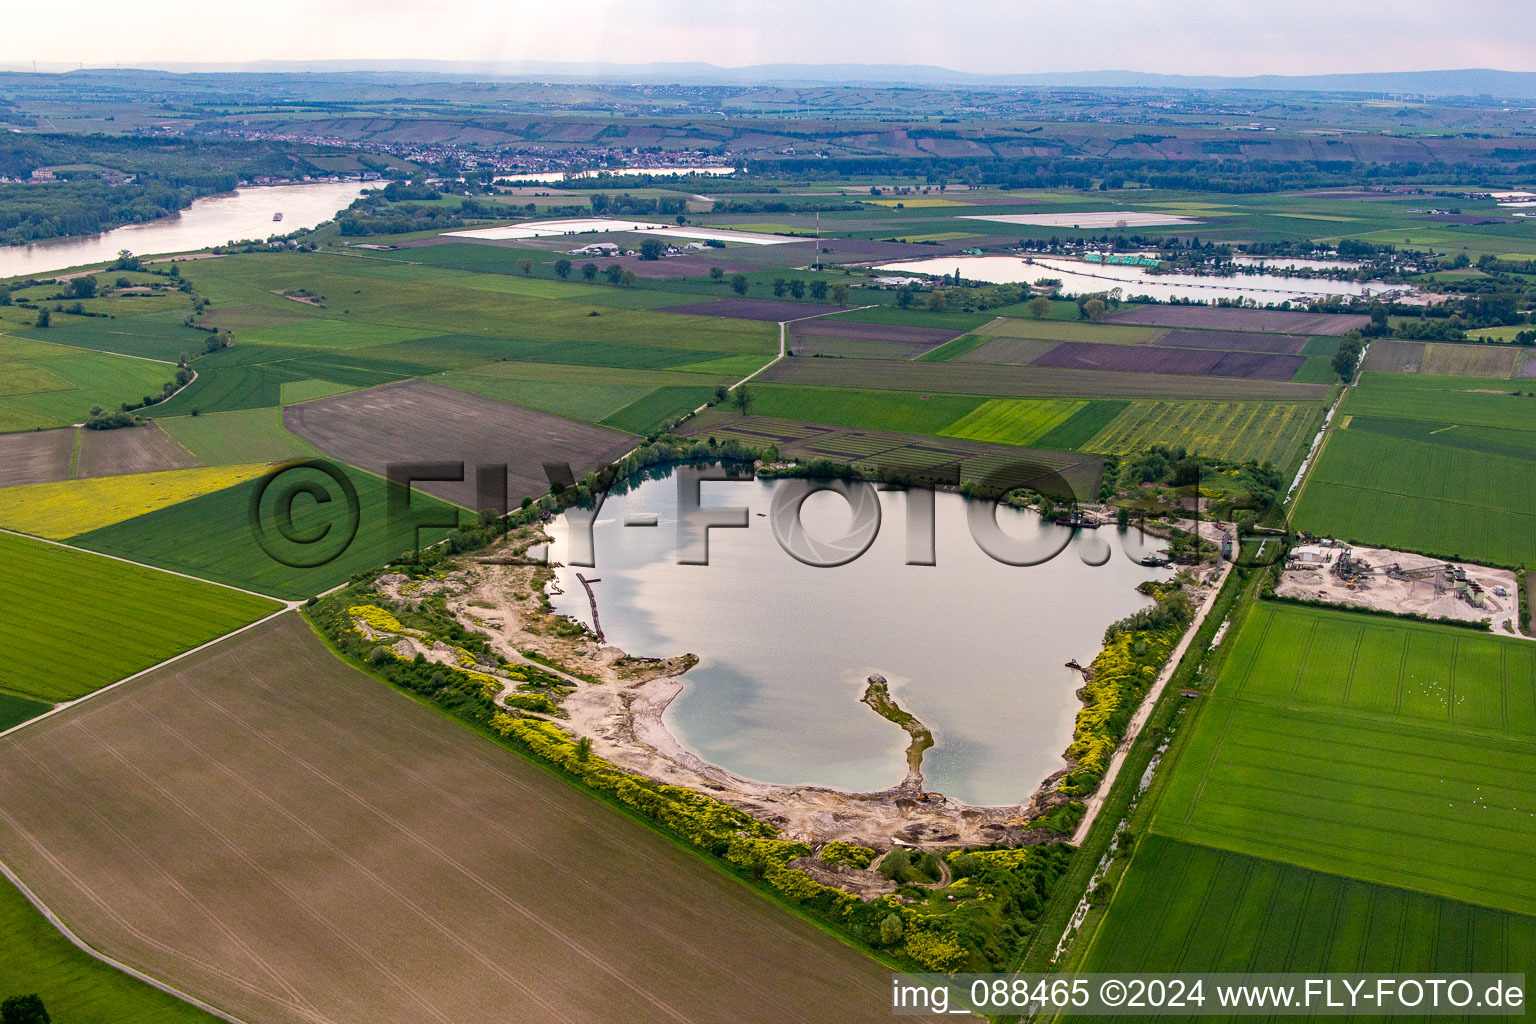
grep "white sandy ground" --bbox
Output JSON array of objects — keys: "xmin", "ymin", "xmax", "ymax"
[
  {"xmin": 1276, "ymin": 543, "xmax": 1523, "ymax": 635},
  {"xmin": 366, "ymin": 553, "xmax": 1083, "ymax": 850},
  {"xmin": 959, "ymin": 212, "xmax": 1199, "ymax": 228},
  {"xmin": 444, "ymin": 218, "xmax": 796, "ymax": 245}
]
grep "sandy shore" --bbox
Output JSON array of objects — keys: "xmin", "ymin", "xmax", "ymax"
[{"xmin": 369, "ymin": 527, "xmax": 1194, "ymax": 851}]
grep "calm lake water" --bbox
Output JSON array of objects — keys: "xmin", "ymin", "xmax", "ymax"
[
  {"xmin": 874, "ymin": 254, "xmax": 1407, "ymax": 303},
  {"xmin": 0, "ymin": 181, "xmax": 374, "ymax": 280},
  {"xmin": 547, "ymin": 467, "xmax": 1168, "ymax": 806}
]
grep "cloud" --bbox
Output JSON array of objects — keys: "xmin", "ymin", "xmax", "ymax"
[{"xmin": 5, "ymin": 0, "xmax": 1533, "ymax": 76}]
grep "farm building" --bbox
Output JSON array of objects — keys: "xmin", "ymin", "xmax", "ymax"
[{"xmin": 570, "ymin": 242, "xmax": 622, "ymax": 256}]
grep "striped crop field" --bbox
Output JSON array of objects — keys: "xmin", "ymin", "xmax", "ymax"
[
  {"xmin": 1082, "ymin": 400, "xmax": 1323, "ymax": 471},
  {"xmin": 0, "ymin": 530, "xmax": 279, "ymax": 702},
  {"xmin": 1154, "ymin": 602, "xmax": 1536, "ymax": 916},
  {"xmin": 1293, "ymin": 428, "xmax": 1536, "ymax": 566},
  {"xmin": 1078, "ymin": 835, "xmax": 1536, "ymax": 976}
]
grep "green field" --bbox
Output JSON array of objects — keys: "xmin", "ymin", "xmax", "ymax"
[
  {"xmin": 1084, "ymin": 400, "xmax": 1323, "ymax": 471},
  {"xmin": 155, "ymin": 407, "xmax": 318, "ymax": 465},
  {"xmin": 0, "ymin": 878, "xmax": 218, "ymax": 1024},
  {"xmin": 1344, "ymin": 374, "xmax": 1536, "ymax": 431},
  {"xmin": 70, "ymin": 462, "xmax": 465, "ymax": 600},
  {"xmin": 15, "ymin": 315, "xmax": 207, "ymax": 363},
  {"xmin": 600, "ymin": 385, "xmax": 718, "ymax": 434},
  {"xmin": 439, "ymin": 371, "xmax": 655, "ymax": 423},
  {"xmin": 0, "ymin": 693, "xmax": 51, "ymax": 731},
  {"xmin": 1154, "ymin": 602, "xmax": 1536, "ymax": 915},
  {"xmin": 1345, "ymin": 416, "xmax": 1536, "ymax": 463},
  {"xmin": 1294, "ymin": 428, "xmax": 1536, "ymax": 565},
  {"xmin": 0, "ymin": 531, "xmax": 281, "ymax": 701},
  {"xmin": 0, "ymin": 340, "xmax": 179, "ymax": 432},
  {"xmin": 747, "ymin": 384, "xmax": 986, "ymax": 436},
  {"xmin": 1080, "ymin": 834, "xmax": 1536, "ymax": 975},
  {"xmin": 914, "ymin": 333, "xmax": 993, "ymax": 362},
  {"xmin": 939, "ymin": 398, "xmax": 1088, "ymax": 445}
]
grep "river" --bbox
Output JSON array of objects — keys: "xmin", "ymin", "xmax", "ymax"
[
  {"xmin": 0, "ymin": 181, "xmax": 375, "ymax": 280},
  {"xmin": 547, "ymin": 466, "xmax": 1168, "ymax": 806}
]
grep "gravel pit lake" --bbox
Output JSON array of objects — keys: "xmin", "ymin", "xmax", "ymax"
[{"xmin": 546, "ymin": 466, "xmax": 1169, "ymax": 806}]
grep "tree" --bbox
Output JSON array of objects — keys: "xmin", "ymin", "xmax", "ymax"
[
  {"xmin": 1, "ymin": 994, "xmax": 50, "ymax": 1024},
  {"xmin": 581, "ymin": 262, "xmax": 598, "ymax": 281},
  {"xmin": 896, "ymin": 287, "xmax": 914, "ymax": 309},
  {"xmin": 731, "ymin": 274, "xmax": 749, "ymax": 295},
  {"xmin": 1082, "ymin": 298, "xmax": 1107, "ymax": 320},
  {"xmin": 0, "ymin": 291, "xmax": 10, "ymax": 307},
  {"xmin": 639, "ymin": 239, "xmax": 663, "ymax": 261},
  {"xmin": 924, "ymin": 290, "xmax": 946, "ymax": 311},
  {"xmin": 1027, "ymin": 295, "xmax": 1052, "ymax": 319},
  {"xmin": 879, "ymin": 914, "xmax": 904, "ymax": 946},
  {"xmin": 516, "ymin": 258, "xmax": 534, "ymax": 276},
  {"xmin": 603, "ymin": 264, "xmax": 624, "ymax": 284},
  {"xmin": 809, "ymin": 280, "xmax": 827, "ymax": 300},
  {"xmin": 554, "ymin": 258, "xmax": 572, "ymax": 279},
  {"xmin": 67, "ymin": 276, "xmax": 98, "ymax": 299},
  {"xmin": 713, "ymin": 385, "xmax": 729, "ymax": 404},
  {"xmin": 588, "ymin": 193, "xmax": 610, "ymax": 214},
  {"xmin": 772, "ymin": 277, "xmax": 788, "ymax": 297},
  {"xmin": 788, "ymin": 279, "xmax": 805, "ymax": 299},
  {"xmin": 709, "ymin": 266, "xmax": 725, "ymax": 282},
  {"xmin": 731, "ymin": 387, "xmax": 753, "ymax": 415},
  {"xmin": 34, "ymin": 308, "xmax": 49, "ymax": 328},
  {"xmin": 575, "ymin": 735, "xmax": 593, "ymax": 760},
  {"xmin": 619, "ymin": 270, "xmax": 637, "ymax": 287},
  {"xmin": 831, "ymin": 283, "xmax": 850, "ymax": 304}
]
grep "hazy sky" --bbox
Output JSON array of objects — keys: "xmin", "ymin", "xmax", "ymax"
[{"xmin": 6, "ymin": 0, "xmax": 1533, "ymax": 76}]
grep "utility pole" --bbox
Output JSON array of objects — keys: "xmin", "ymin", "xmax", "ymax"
[{"xmin": 814, "ymin": 208, "xmax": 821, "ymax": 272}]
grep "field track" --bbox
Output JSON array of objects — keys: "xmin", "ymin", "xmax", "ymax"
[{"xmin": 0, "ymin": 614, "xmax": 939, "ymax": 1024}]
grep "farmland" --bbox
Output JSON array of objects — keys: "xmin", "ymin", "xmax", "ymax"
[
  {"xmin": 0, "ymin": 878, "xmax": 219, "ymax": 1024},
  {"xmin": 0, "ymin": 531, "xmax": 279, "ymax": 702},
  {"xmin": 7, "ymin": 76, "xmax": 1536, "ymax": 1020},
  {"xmin": 0, "ymin": 463, "xmax": 272, "ymax": 539},
  {"xmin": 1296, "ymin": 407, "xmax": 1536, "ymax": 567},
  {"xmin": 746, "ymin": 384, "xmax": 987, "ymax": 436},
  {"xmin": 0, "ymin": 614, "xmax": 925, "ymax": 1024},
  {"xmin": 1343, "ymin": 374, "xmax": 1536, "ymax": 430},
  {"xmin": 761, "ymin": 356, "xmax": 1330, "ymax": 400},
  {"xmin": 787, "ymin": 319, "xmax": 962, "ymax": 360},
  {"xmin": 155, "ymin": 407, "xmax": 319, "ymax": 465},
  {"xmin": 1084, "ymin": 400, "xmax": 1323, "ymax": 471},
  {"xmin": 939, "ymin": 398, "xmax": 1100, "ymax": 447},
  {"xmin": 1154, "ymin": 602, "xmax": 1536, "ymax": 915},
  {"xmin": 282, "ymin": 379, "xmax": 638, "ymax": 510},
  {"xmin": 74, "ymin": 422, "xmax": 199, "ymax": 478},
  {"xmin": 0, "ymin": 338, "xmax": 179, "ymax": 431},
  {"xmin": 1029, "ymin": 341, "xmax": 1305, "ymax": 380},
  {"xmin": 1103, "ymin": 307, "xmax": 1369, "ymax": 334},
  {"xmin": 681, "ymin": 411, "xmax": 1104, "ymax": 497},
  {"xmin": 1079, "ymin": 835, "xmax": 1536, "ymax": 974},
  {"xmin": 0, "ymin": 427, "xmax": 75, "ymax": 486},
  {"xmin": 70, "ymin": 461, "xmax": 464, "ymax": 599}
]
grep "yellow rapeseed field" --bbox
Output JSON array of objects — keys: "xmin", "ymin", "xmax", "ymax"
[{"xmin": 0, "ymin": 464, "xmax": 272, "ymax": 539}]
